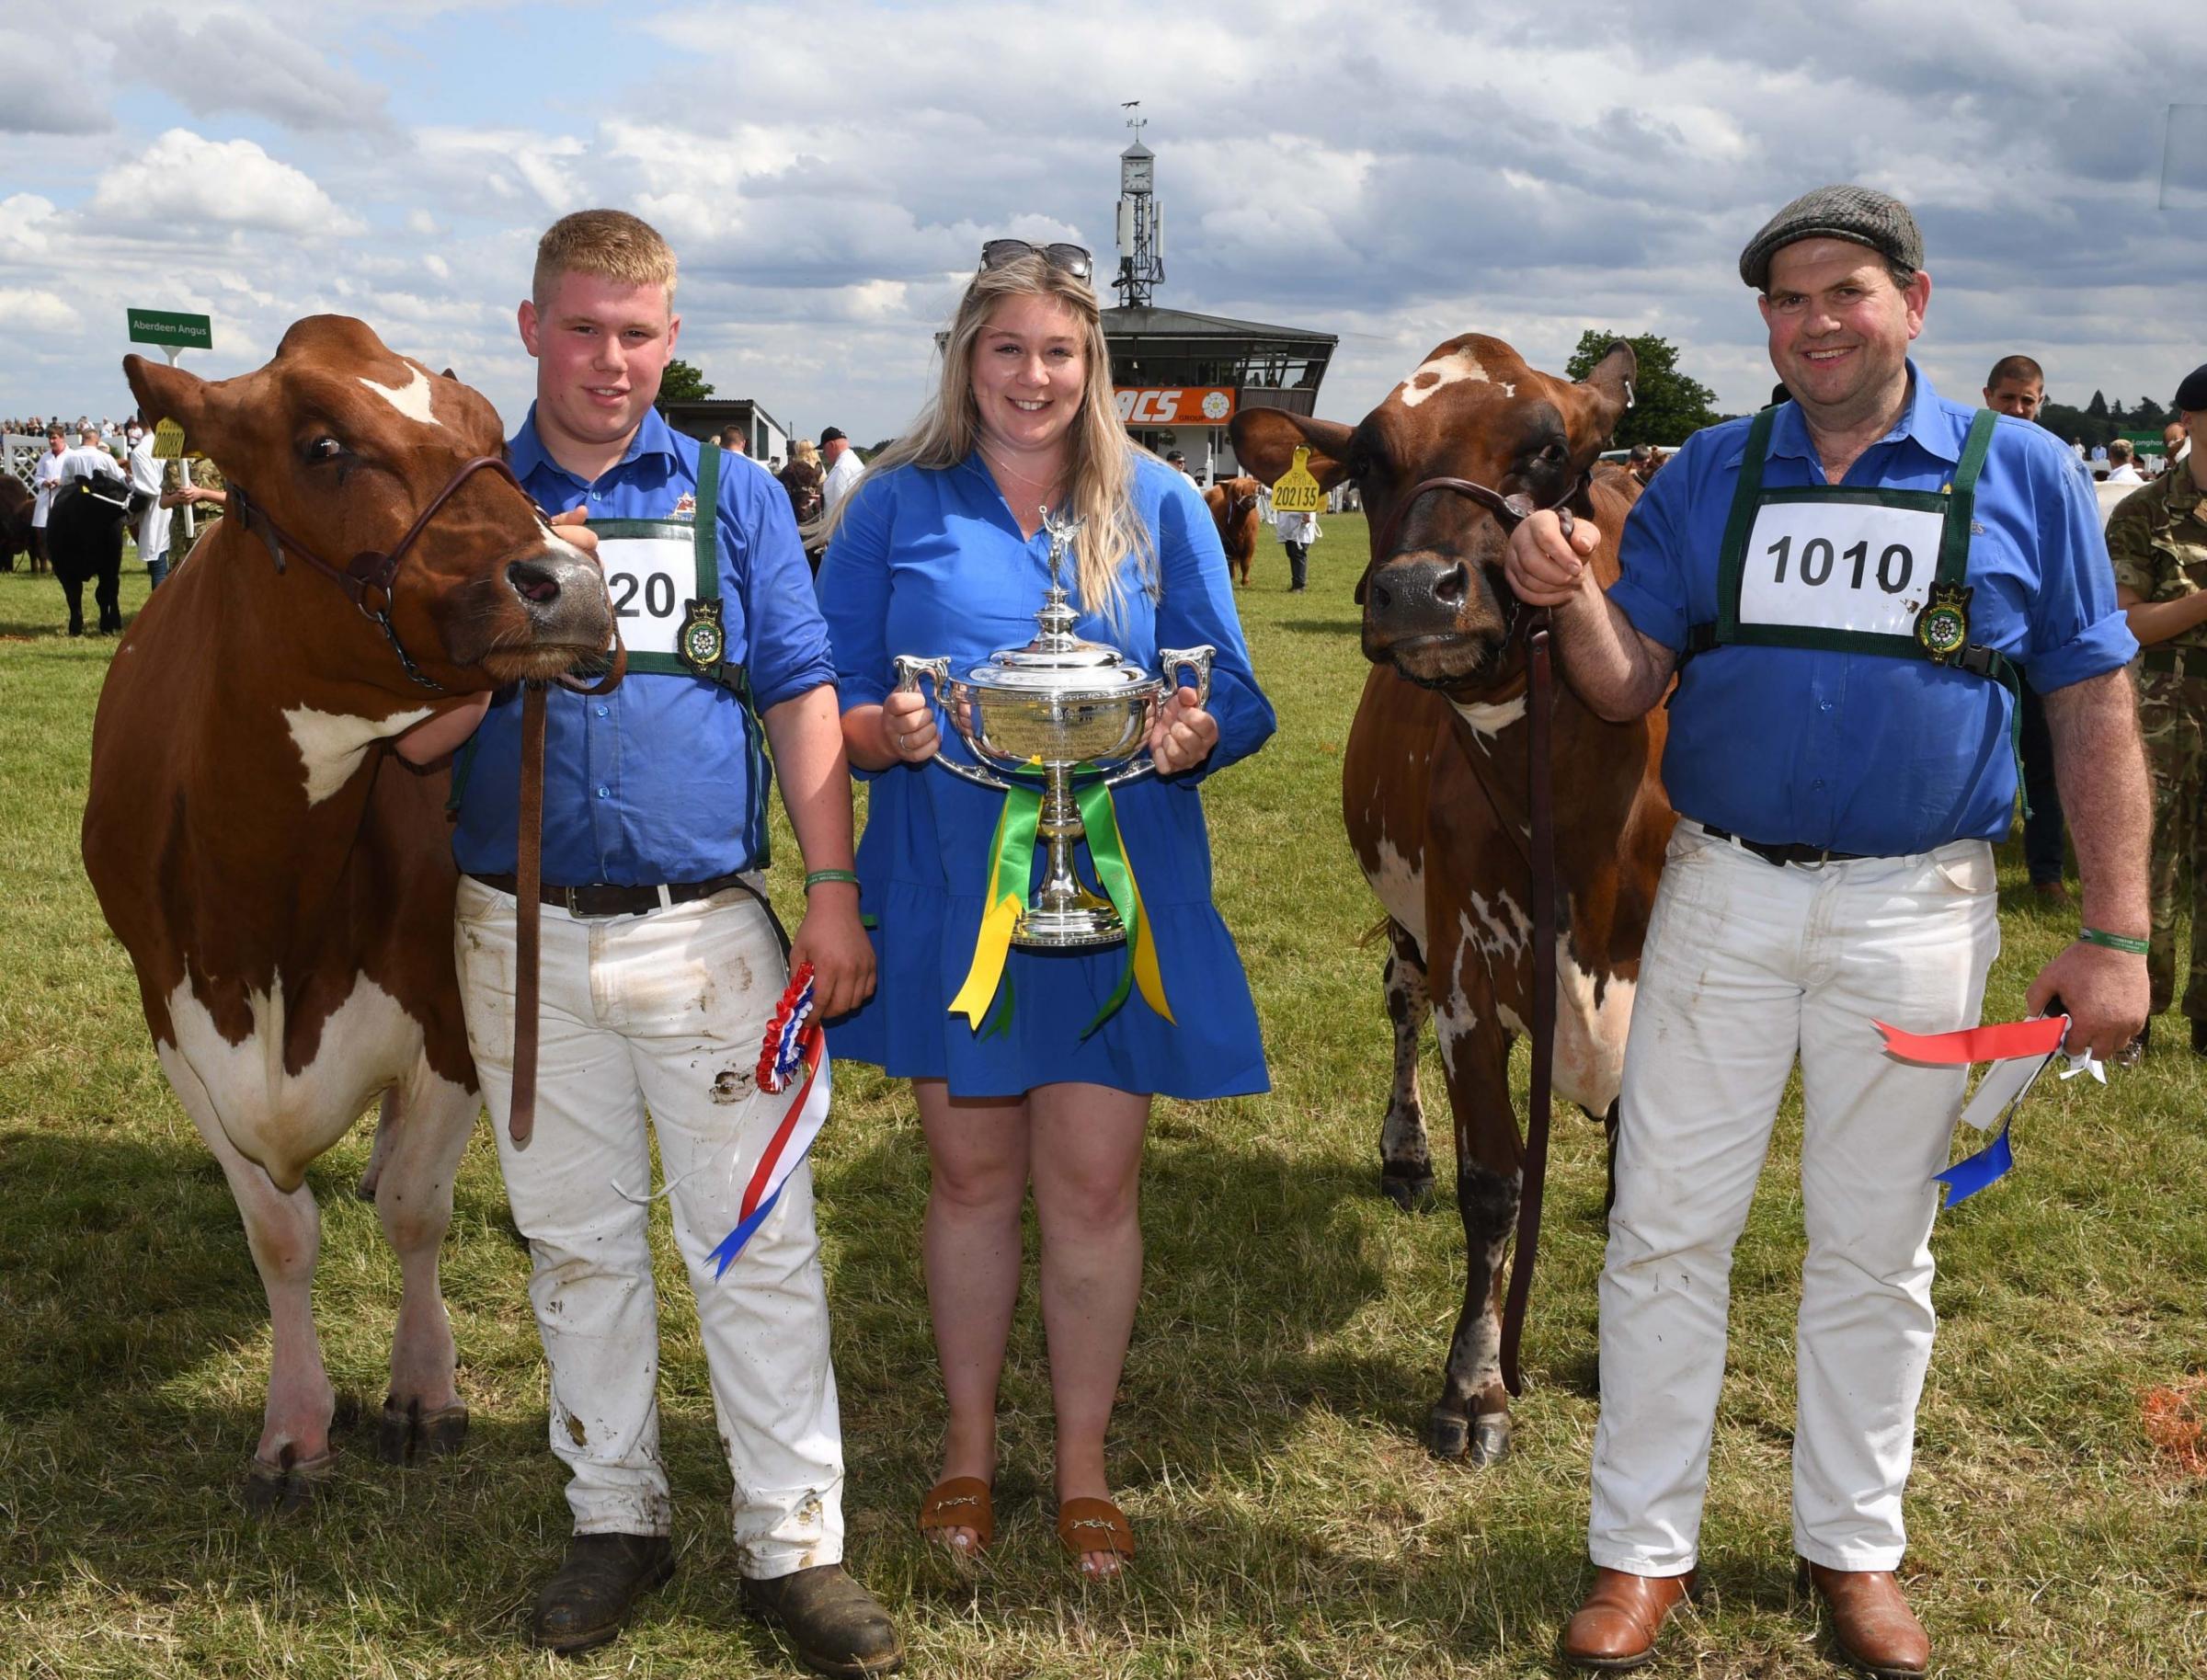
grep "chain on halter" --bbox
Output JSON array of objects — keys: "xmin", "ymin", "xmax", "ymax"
[{"xmin": 226, "ymin": 455, "xmax": 545, "ymax": 693}]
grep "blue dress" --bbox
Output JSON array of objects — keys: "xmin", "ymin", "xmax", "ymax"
[{"xmin": 817, "ymin": 451, "xmax": 1275, "ymax": 1099}]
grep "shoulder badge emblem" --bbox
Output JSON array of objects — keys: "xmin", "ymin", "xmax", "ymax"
[{"xmin": 671, "ymin": 492, "xmax": 697, "ymax": 518}]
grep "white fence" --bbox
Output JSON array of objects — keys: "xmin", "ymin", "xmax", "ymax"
[{"xmin": 4, "ymin": 433, "xmax": 46, "ymax": 496}]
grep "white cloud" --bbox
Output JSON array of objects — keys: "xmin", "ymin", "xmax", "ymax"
[
  {"xmin": 0, "ymin": 288, "xmax": 85, "ymax": 334},
  {"xmin": 136, "ymin": 12, "xmax": 391, "ymax": 133},
  {"xmin": 0, "ymin": 35, "xmax": 116, "ymax": 135},
  {"xmin": 87, "ymin": 130, "xmax": 364, "ymax": 236}
]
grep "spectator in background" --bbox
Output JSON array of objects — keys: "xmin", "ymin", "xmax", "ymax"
[
  {"xmin": 2163, "ymin": 419, "xmax": 2189, "ymax": 471},
  {"xmin": 1274, "ymin": 499, "xmax": 1319, "ymax": 592},
  {"xmin": 59, "ymin": 425, "xmax": 125, "ymax": 487},
  {"xmin": 1984, "ymin": 354, "xmax": 2071, "ymax": 903},
  {"xmin": 125, "ymin": 417, "xmax": 169, "ymax": 589},
  {"xmin": 819, "ymin": 426, "xmax": 863, "ymax": 517},
  {"xmin": 29, "ymin": 428, "xmax": 64, "ymax": 573},
  {"xmin": 1628, "ymin": 443, "xmax": 1664, "ymax": 486},
  {"xmin": 781, "ymin": 437, "xmax": 827, "ymax": 569},
  {"xmin": 2105, "ymin": 439, "xmax": 2144, "ymax": 486},
  {"xmin": 2105, "ymin": 360, "xmax": 2207, "ymax": 1060},
  {"xmin": 716, "ymin": 423, "xmax": 749, "ymax": 455}
]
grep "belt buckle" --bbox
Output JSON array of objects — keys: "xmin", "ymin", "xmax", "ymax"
[{"xmin": 555, "ymin": 884, "xmax": 588, "ymax": 917}]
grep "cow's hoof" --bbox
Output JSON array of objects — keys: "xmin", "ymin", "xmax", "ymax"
[
  {"xmin": 1469, "ymin": 1412, "xmax": 1512, "ymax": 1466},
  {"xmin": 378, "ymin": 1397, "xmax": 470, "ymax": 1465},
  {"xmin": 1379, "ymin": 1167, "xmax": 1435, "ymax": 1214},
  {"xmin": 242, "ymin": 1446, "xmax": 339, "ymax": 1517},
  {"xmin": 1424, "ymin": 1406, "xmax": 1470, "ymax": 1459}
]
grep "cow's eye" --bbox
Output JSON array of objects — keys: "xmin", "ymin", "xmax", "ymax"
[
  {"xmin": 1538, "ymin": 442, "xmax": 1567, "ymax": 466},
  {"xmin": 303, "ymin": 435, "xmax": 346, "ymax": 464}
]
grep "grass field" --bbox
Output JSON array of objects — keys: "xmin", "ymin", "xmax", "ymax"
[{"xmin": 1, "ymin": 531, "xmax": 2202, "ymax": 1680}]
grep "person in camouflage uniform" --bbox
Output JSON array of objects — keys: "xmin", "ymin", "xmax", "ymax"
[{"xmin": 2108, "ymin": 360, "xmax": 2207, "ymax": 1056}]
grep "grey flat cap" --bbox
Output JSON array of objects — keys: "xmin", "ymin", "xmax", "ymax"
[
  {"xmin": 1739, "ymin": 184, "xmax": 1924, "ymax": 290},
  {"xmin": 2174, "ymin": 363, "xmax": 2207, "ymax": 414}
]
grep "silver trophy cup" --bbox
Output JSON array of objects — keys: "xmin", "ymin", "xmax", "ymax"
[{"xmin": 895, "ymin": 507, "xmax": 1213, "ymax": 948}]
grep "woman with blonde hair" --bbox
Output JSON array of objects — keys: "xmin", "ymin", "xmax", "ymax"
[{"xmin": 817, "ymin": 242, "xmax": 1273, "ymax": 1578}]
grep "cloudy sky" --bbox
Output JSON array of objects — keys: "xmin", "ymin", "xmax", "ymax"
[{"xmin": 3, "ymin": 0, "xmax": 2202, "ymax": 446}]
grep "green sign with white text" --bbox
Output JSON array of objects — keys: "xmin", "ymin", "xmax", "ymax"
[{"xmin": 127, "ymin": 309, "xmax": 212, "ymax": 350}]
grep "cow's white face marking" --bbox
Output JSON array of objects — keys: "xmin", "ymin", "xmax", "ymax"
[
  {"xmin": 359, "ymin": 365, "xmax": 440, "ymax": 428},
  {"xmin": 1395, "ymin": 349, "xmax": 1489, "ymax": 409},
  {"xmin": 1366, "ymin": 837, "xmax": 1426, "ymax": 951},
  {"xmin": 156, "ymin": 970, "xmax": 432, "ymax": 1192},
  {"xmin": 284, "ymin": 704, "xmax": 432, "ymax": 806},
  {"xmin": 1449, "ymin": 693, "xmax": 1527, "ymax": 745}
]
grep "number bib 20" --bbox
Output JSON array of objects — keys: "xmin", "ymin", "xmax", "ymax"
[
  {"xmin": 597, "ymin": 534, "xmax": 693, "ymax": 659},
  {"xmin": 1739, "ymin": 500, "xmax": 1942, "ymax": 639}
]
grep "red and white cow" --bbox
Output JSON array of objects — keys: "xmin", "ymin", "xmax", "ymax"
[
  {"xmin": 83, "ymin": 316, "xmax": 613, "ymax": 1511},
  {"xmin": 1234, "ymin": 336, "xmax": 1673, "ymax": 1464},
  {"xmin": 1203, "ymin": 474, "xmax": 1263, "ymax": 586}
]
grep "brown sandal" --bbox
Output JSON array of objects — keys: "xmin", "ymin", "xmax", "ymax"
[
  {"xmin": 1056, "ymin": 1496, "xmax": 1134, "ymax": 1572},
  {"xmin": 918, "ymin": 1476, "xmax": 994, "ymax": 1554}
]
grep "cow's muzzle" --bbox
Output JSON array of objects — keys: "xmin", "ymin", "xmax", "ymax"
[
  {"xmin": 1362, "ymin": 555, "xmax": 1515, "ymax": 688},
  {"xmin": 475, "ymin": 540, "xmax": 615, "ymax": 681}
]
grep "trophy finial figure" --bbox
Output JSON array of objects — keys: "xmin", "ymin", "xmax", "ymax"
[{"xmin": 1040, "ymin": 504, "xmax": 1086, "ymax": 595}]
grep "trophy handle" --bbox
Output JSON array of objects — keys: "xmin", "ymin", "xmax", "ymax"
[
  {"xmin": 892, "ymin": 655, "xmax": 1008, "ymax": 789},
  {"xmin": 893, "ymin": 654, "xmax": 950, "ymax": 699},
  {"xmin": 1156, "ymin": 645, "xmax": 1215, "ymax": 709}
]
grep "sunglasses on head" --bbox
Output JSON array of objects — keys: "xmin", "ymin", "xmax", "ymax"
[{"xmin": 978, "ymin": 239, "xmax": 1094, "ymax": 283}]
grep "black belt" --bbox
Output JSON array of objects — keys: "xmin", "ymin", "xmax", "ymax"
[
  {"xmin": 2141, "ymin": 646, "xmax": 2204, "ymax": 678},
  {"xmin": 467, "ymin": 867, "xmax": 754, "ymax": 919},
  {"xmin": 1699, "ymin": 824, "xmax": 1869, "ymax": 867}
]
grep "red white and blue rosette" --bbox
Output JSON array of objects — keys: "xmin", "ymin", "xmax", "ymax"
[{"xmin": 708, "ymin": 964, "xmax": 831, "ymax": 1277}]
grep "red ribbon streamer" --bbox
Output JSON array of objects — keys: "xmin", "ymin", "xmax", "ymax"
[{"xmin": 1874, "ymin": 1015, "xmax": 2067, "ymax": 1065}]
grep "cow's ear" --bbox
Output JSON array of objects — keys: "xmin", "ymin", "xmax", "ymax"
[
  {"xmin": 1576, "ymin": 340, "xmax": 1639, "ymax": 446},
  {"xmin": 440, "ymin": 367, "xmax": 458, "ymax": 382},
  {"xmin": 1229, "ymin": 407, "xmax": 1355, "ymax": 490},
  {"xmin": 126, "ymin": 354, "xmax": 249, "ymax": 473}
]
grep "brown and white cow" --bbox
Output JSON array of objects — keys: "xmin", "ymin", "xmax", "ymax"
[
  {"xmin": 1233, "ymin": 335, "xmax": 1673, "ymax": 1464},
  {"xmin": 1203, "ymin": 474, "xmax": 1262, "ymax": 586},
  {"xmin": 83, "ymin": 315, "xmax": 613, "ymax": 1511}
]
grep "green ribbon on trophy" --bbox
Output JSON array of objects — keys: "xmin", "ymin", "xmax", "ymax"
[{"xmin": 948, "ymin": 764, "xmax": 1172, "ymax": 1036}]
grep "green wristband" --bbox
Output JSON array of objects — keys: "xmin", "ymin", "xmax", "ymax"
[
  {"xmin": 804, "ymin": 869, "xmax": 860, "ymax": 892},
  {"xmin": 2079, "ymin": 926, "xmax": 2150, "ymax": 955}
]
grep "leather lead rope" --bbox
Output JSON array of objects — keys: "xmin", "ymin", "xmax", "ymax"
[
  {"xmin": 1499, "ymin": 608, "xmax": 1558, "ymax": 1398},
  {"xmin": 506, "ymin": 645, "xmax": 626, "ymax": 1149},
  {"xmin": 509, "ymin": 680, "xmax": 547, "ymax": 1147}
]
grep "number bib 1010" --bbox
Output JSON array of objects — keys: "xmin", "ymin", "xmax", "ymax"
[
  {"xmin": 597, "ymin": 532, "xmax": 694, "ymax": 660},
  {"xmin": 1738, "ymin": 499, "xmax": 1942, "ymax": 639}
]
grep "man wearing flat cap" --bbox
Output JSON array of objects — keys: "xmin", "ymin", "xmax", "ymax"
[
  {"xmin": 2105, "ymin": 363, "xmax": 2207, "ymax": 1061},
  {"xmin": 1506, "ymin": 184, "xmax": 2149, "ymax": 1676}
]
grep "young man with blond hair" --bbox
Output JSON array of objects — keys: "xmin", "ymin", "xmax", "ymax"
[{"xmin": 401, "ymin": 208, "xmax": 898, "ymax": 1674}]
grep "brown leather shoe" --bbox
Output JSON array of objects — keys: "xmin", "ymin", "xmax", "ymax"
[
  {"xmin": 1561, "ymin": 1567, "xmax": 1696, "ymax": 1671},
  {"xmin": 1801, "ymin": 1561, "xmax": 1929, "ymax": 1678}
]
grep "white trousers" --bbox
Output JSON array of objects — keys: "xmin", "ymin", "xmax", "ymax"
[
  {"xmin": 454, "ymin": 874, "xmax": 845, "ymax": 1579},
  {"xmin": 1587, "ymin": 821, "xmax": 1999, "ymax": 1575}
]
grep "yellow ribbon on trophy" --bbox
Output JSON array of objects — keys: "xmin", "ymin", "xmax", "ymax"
[{"xmin": 948, "ymin": 765, "xmax": 1172, "ymax": 1036}]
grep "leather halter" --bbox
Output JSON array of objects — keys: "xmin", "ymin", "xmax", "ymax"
[
  {"xmin": 227, "ymin": 454, "xmax": 539, "ymax": 692},
  {"xmin": 1359, "ymin": 469, "xmax": 1588, "ymax": 611}
]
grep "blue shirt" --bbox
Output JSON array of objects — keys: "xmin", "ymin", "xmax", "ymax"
[
  {"xmin": 813, "ymin": 450, "xmax": 1276, "ymax": 1097},
  {"xmin": 451, "ymin": 405, "xmax": 834, "ymax": 884},
  {"xmin": 1607, "ymin": 364, "xmax": 2135, "ymax": 856}
]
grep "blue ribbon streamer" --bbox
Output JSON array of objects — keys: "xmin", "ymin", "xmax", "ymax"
[
  {"xmin": 708, "ymin": 1184, "xmax": 785, "ymax": 1277},
  {"xmin": 1934, "ymin": 1121, "xmax": 2014, "ymax": 1206}
]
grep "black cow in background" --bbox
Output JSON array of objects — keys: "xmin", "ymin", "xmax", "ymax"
[
  {"xmin": 0, "ymin": 475, "xmax": 31, "ymax": 572},
  {"xmin": 46, "ymin": 477, "xmax": 130, "ymax": 634}
]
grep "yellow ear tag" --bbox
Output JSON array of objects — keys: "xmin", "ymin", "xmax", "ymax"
[{"xmin": 1271, "ymin": 445, "xmax": 1326, "ymax": 513}]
